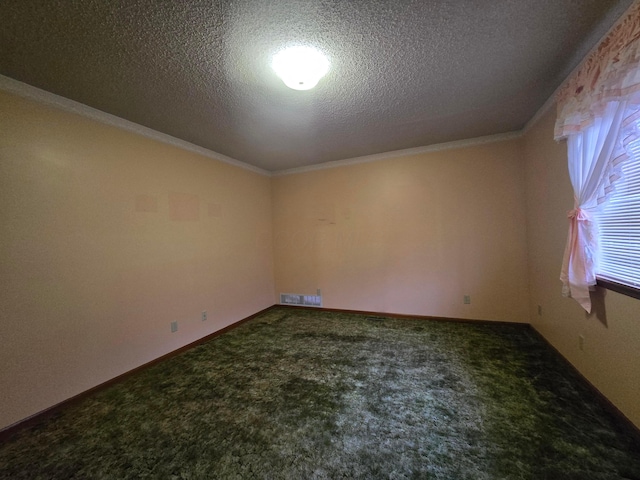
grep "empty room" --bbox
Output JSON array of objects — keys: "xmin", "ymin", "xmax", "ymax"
[{"xmin": 1, "ymin": 1, "xmax": 639, "ymax": 478}]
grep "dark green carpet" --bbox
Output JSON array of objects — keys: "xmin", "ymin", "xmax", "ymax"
[{"xmin": 1, "ymin": 307, "xmax": 639, "ymax": 479}]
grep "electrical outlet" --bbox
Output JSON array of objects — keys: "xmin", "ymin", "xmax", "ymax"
[
  {"xmin": 537, "ymin": 305, "xmax": 542, "ymax": 316},
  {"xmin": 578, "ymin": 334, "xmax": 585, "ymax": 351},
  {"xmin": 463, "ymin": 295, "xmax": 471, "ymax": 304},
  {"xmin": 202, "ymin": 311, "xmax": 207, "ymax": 321},
  {"xmin": 171, "ymin": 321, "xmax": 178, "ymax": 333}
]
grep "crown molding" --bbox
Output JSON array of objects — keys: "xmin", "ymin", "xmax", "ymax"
[
  {"xmin": 522, "ymin": 93, "xmax": 556, "ymax": 135},
  {"xmin": 524, "ymin": 0, "xmax": 638, "ymax": 136},
  {"xmin": 0, "ymin": 75, "xmax": 270, "ymax": 177},
  {"xmin": 273, "ymin": 131, "xmax": 523, "ymax": 176},
  {"xmin": 1, "ymin": 74, "xmax": 523, "ymax": 178}
]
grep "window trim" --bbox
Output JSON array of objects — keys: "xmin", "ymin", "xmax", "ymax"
[{"xmin": 596, "ymin": 276, "xmax": 640, "ymax": 300}]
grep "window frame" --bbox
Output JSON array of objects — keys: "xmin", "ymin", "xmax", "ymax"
[{"xmin": 596, "ymin": 277, "xmax": 640, "ymax": 300}]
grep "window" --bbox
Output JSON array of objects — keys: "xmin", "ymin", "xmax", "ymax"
[{"xmin": 595, "ymin": 122, "xmax": 640, "ymax": 299}]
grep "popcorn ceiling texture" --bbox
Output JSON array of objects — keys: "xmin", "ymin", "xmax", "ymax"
[{"xmin": 0, "ymin": 0, "xmax": 633, "ymax": 171}]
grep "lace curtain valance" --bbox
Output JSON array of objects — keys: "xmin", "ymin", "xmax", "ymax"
[{"xmin": 555, "ymin": 0, "xmax": 640, "ymax": 140}]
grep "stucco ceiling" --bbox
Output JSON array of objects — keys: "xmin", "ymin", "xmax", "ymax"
[{"xmin": 0, "ymin": 1, "xmax": 633, "ymax": 172}]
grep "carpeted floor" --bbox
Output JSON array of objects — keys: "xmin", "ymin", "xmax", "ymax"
[{"xmin": 1, "ymin": 307, "xmax": 639, "ymax": 479}]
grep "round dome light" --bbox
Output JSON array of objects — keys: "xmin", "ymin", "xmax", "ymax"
[{"xmin": 271, "ymin": 46, "xmax": 330, "ymax": 91}]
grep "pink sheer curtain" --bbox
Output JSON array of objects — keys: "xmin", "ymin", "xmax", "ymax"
[
  {"xmin": 555, "ymin": 0, "xmax": 640, "ymax": 312},
  {"xmin": 559, "ymin": 102, "xmax": 629, "ymax": 311}
]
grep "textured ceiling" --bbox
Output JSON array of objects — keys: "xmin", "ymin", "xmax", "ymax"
[{"xmin": 0, "ymin": 0, "xmax": 633, "ymax": 172}]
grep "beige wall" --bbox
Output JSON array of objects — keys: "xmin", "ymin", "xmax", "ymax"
[
  {"xmin": 272, "ymin": 140, "xmax": 530, "ymax": 323},
  {"xmin": 4, "ymin": 84, "xmax": 637, "ymax": 433},
  {"xmin": 0, "ymin": 91, "xmax": 275, "ymax": 430},
  {"xmin": 523, "ymin": 107, "xmax": 640, "ymax": 428}
]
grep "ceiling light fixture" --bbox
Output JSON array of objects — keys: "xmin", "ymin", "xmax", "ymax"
[{"xmin": 271, "ymin": 46, "xmax": 330, "ymax": 91}]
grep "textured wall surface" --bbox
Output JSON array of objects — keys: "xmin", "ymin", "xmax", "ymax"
[
  {"xmin": 0, "ymin": 91, "xmax": 275, "ymax": 430},
  {"xmin": 0, "ymin": 0, "xmax": 631, "ymax": 171},
  {"xmin": 272, "ymin": 138, "xmax": 530, "ymax": 322},
  {"xmin": 524, "ymin": 107, "xmax": 640, "ymax": 429}
]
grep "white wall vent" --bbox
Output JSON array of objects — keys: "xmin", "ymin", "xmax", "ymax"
[{"xmin": 280, "ymin": 293, "xmax": 322, "ymax": 307}]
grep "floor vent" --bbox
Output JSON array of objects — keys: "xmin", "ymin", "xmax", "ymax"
[{"xmin": 280, "ymin": 293, "xmax": 322, "ymax": 307}]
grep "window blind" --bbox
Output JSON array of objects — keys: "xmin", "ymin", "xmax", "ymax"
[{"xmin": 596, "ymin": 128, "xmax": 640, "ymax": 289}]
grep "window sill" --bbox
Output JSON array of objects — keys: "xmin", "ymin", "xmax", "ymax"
[{"xmin": 596, "ymin": 277, "xmax": 640, "ymax": 300}]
